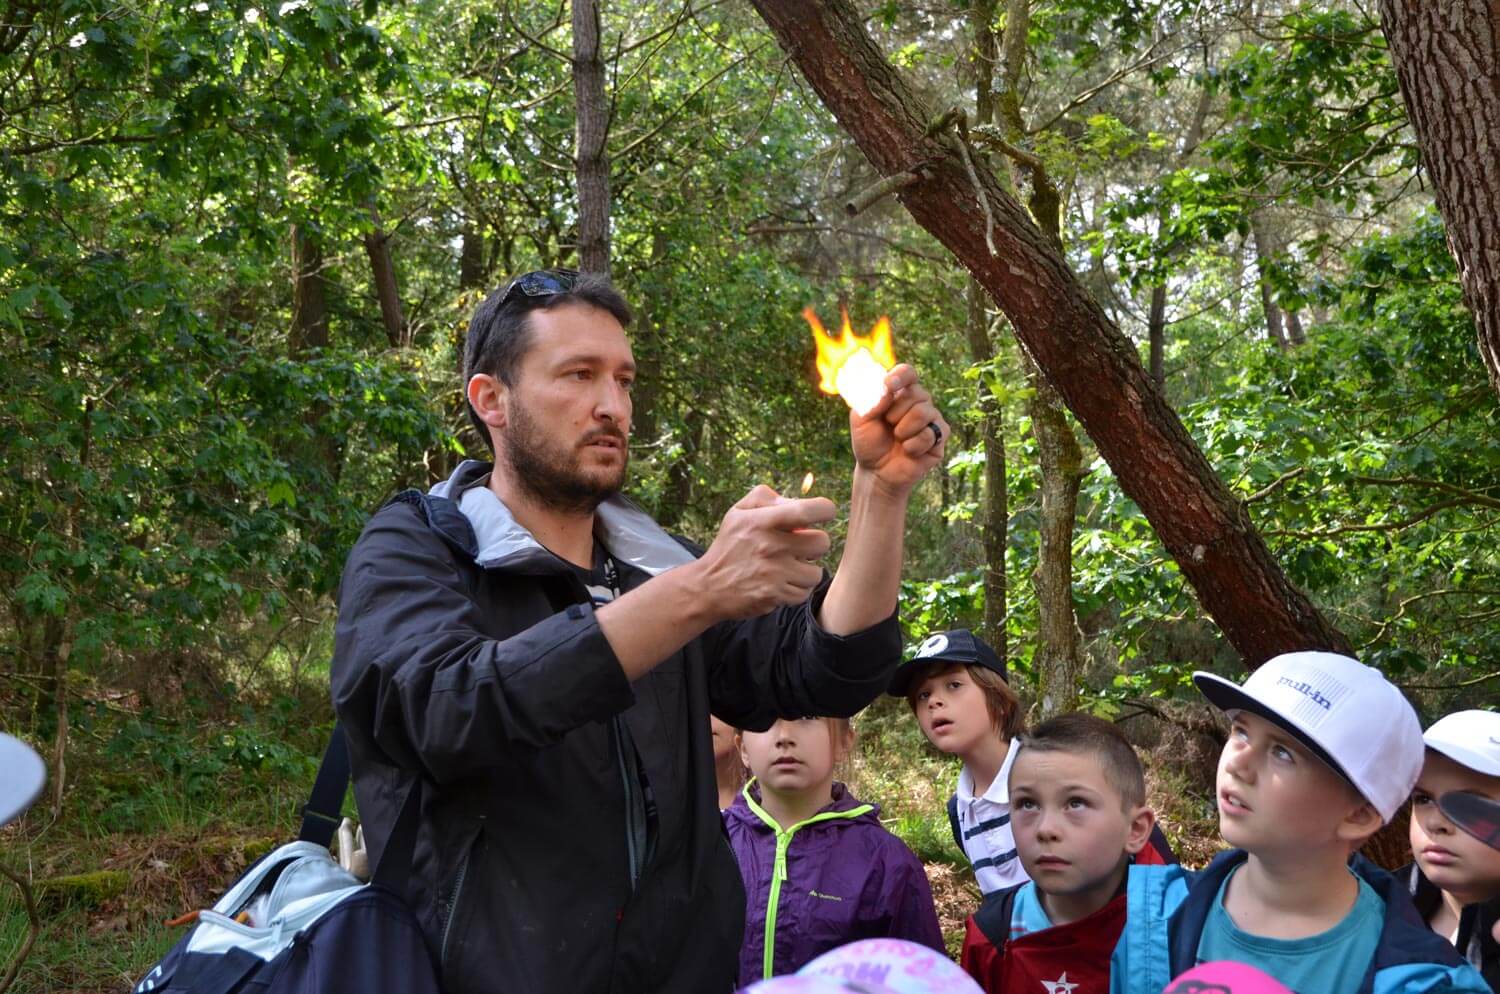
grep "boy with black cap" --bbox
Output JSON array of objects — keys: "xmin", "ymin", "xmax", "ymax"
[
  {"xmin": 1117, "ymin": 651, "xmax": 1488, "ymax": 994},
  {"xmin": 889, "ymin": 629, "xmax": 1029, "ymax": 896}
]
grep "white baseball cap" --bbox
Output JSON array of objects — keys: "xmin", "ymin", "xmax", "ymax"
[
  {"xmin": 1193, "ymin": 651, "xmax": 1424, "ymax": 823},
  {"xmin": 1423, "ymin": 709, "xmax": 1500, "ymax": 777},
  {"xmin": 0, "ymin": 732, "xmax": 46, "ymax": 826}
]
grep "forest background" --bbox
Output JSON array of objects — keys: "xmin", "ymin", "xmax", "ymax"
[{"xmin": 1, "ymin": 0, "xmax": 1497, "ymax": 990}]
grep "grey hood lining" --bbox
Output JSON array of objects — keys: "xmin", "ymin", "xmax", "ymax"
[{"xmin": 430, "ymin": 460, "xmax": 695, "ymax": 576}]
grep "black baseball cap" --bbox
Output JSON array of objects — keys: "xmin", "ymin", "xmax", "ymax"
[{"xmin": 887, "ymin": 629, "xmax": 1007, "ymax": 697}]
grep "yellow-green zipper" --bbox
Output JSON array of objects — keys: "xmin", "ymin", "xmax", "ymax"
[{"xmin": 742, "ymin": 780, "xmax": 874, "ymax": 980}]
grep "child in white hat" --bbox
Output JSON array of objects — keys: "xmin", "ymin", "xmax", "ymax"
[{"xmin": 1405, "ymin": 709, "xmax": 1500, "ymax": 989}]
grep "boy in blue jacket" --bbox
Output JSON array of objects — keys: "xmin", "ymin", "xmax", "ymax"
[{"xmin": 1119, "ymin": 651, "xmax": 1488, "ymax": 994}]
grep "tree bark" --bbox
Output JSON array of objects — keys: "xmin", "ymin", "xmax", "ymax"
[
  {"xmin": 364, "ymin": 222, "xmax": 406, "ymax": 348},
  {"xmin": 1378, "ymin": 1, "xmax": 1500, "ymax": 400},
  {"xmin": 748, "ymin": 0, "xmax": 1352, "ymax": 665},
  {"xmin": 572, "ymin": 0, "xmax": 611, "ymax": 277}
]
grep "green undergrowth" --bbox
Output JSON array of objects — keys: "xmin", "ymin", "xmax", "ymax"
[{"xmin": 0, "ymin": 691, "xmax": 335, "ymax": 994}]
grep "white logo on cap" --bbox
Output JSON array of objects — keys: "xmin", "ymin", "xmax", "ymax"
[{"xmin": 916, "ymin": 634, "xmax": 949, "ymax": 659}]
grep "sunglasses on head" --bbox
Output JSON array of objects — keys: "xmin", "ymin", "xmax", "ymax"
[{"xmin": 497, "ymin": 268, "xmax": 579, "ymax": 306}]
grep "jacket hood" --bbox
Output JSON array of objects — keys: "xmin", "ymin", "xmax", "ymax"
[
  {"xmin": 724, "ymin": 780, "xmax": 881, "ymax": 832},
  {"xmin": 427, "ymin": 459, "xmax": 696, "ymax": 575},
  {"xmin": 1168, "ymin": 849, "xmax": 1465, "ymax": 988}
]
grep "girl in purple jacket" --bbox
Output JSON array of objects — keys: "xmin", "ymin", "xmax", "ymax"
[{"xmin": 724, "ymin": 716, "xmax": 946, "ymax": 986}]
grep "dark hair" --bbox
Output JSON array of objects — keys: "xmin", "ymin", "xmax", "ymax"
[
  {"xmin": 462, "ymin": 272, "xmax": 633, "ymax": 453},
  {"xmin": 905, "ymin": 662, "xmax": 1025, "ymax": 740},
  {"xmin": 1019, "ymin": 712, "xmax": 1147, "ymax": 810}
]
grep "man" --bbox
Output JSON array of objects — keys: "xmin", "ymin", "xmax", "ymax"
[{"xmin": 331, "ymin": 269, "xmax": 948, "ymax": 994}]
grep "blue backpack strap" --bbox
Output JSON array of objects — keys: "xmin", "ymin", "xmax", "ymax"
[{"xmin": 947, "ymin": 793, "xmax": 964, "ymax": 854}]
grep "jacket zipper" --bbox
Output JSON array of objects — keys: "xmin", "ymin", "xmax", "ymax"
[
  {"xmin": 743, "ymin": 781, "xmax": 874, "ymax": 980},
  {"xmin": 612, "ymin": 715, "xmax": 644, "ymax": 887},
  {"xmin": 440, "ymin": 843, "xmax": 473, "ymax": 968}
]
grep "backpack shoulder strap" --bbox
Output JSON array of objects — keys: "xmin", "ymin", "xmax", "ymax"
[
  {"xmin": 300, "ymin": 725, "xmax": 351, "ymax": 849},
  {"xmin": 947, "ymin": 793, "xmax": 964, "ymax": 854},
  {"xmin": 973, "ymin": 885, "xmax": 1020, "ymax": 949}
]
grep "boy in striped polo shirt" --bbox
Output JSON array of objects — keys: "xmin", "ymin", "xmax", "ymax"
[{"xmin": 889, "ymin": 630, "xmax": 1028, "ymax": 897}]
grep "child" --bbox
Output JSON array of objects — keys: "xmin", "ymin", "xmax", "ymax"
[
  {"xmin": 888, "ymin": 630, "xmax": 1029, "ymax": 897},
  {"xmin": 960, "ymin": 713, "xmax": 1159, "ymax": 994},
  {"xmin": 1119, "ymin": 651, "xmax": 1488, "ymax": 994},
  {"xmin": 1404, "ymin": 709, "xmax": 1500, "ymax": 988},
  {"xmin": 724, "ymin": 716, "xmax": 945, "ymax": 986},
  {"xmin": 713, "ymin": 713, "xmax": 747, "ymax": 811}
]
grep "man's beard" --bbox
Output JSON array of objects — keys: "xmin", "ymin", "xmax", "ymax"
[{"xmin": 500, "ymin": 404, "xmax": 628, "ymax": 515}]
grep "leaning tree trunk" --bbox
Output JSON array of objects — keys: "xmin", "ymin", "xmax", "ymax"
[
  {"xmin": 364, "ymin": 219, "xmax": 407, "ymax": 348},
  {"xmin": 572, "ymin": 0, "xmax": 611, "ymax": 277},
  {"xmin": 748, "ymin": 0, "xmax": 1352, "ymax": 666},
  {"xmin": 1378, "ymin": 1, "xmax": 1500, "ymax": 400}
]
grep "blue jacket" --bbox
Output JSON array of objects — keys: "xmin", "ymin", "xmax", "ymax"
[{"xmin": 1117, "ymin": 850, "xmax": 1489, "ymax": 994}]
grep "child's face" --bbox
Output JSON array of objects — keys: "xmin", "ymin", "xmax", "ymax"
[
  {"xmin": 1010, "ymin": 748, "xmax": 1151, "ymax": 904},
  {"xmin": 1410, "ymin": 749, "xmax": 1500, "ymax": 903},
  {"xmin": 912, "ymin": 664, "xmax": 994, "ymax": 756},
  {"xmin": 1216, "ymin": 710, "xmax": 1375, "ymax": 855},
  {"xmin": 710, "ymin": 714, "xmax": 737, "ymax": 763},
  {"xmin": 739, "ymin": 718, "xmax": 844, "ymax": 797}
]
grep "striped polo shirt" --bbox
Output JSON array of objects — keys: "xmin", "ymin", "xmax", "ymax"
[{"xmin": 954, "ymin": 737, "xmax": 1029, "ymax": 896}]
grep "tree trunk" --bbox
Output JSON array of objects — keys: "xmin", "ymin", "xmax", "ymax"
[
  {"xmin": 1251, "ymin": 211, "xmax": 1289, "ymax": 350},
  {"xmin": 747, "ymin": 0, "xmax": 1352, "ymax": 666},
  {"xmin": 364, "ymin": 222, "xmax": 406, "ymax": 348},
  {"xmin": 1378, "ymin": 1, "xmax": 1500, "ymax": 400},
  {"xmin": 1148, "ymin": 283, "xmax": 1167, "ymax": 388},
  {"xmin": 572, "ymin": 0, "xmax": 611, "ymax": 277},
  {"xmin": 460, "ymin": 222, "xmax": 486, "ymax": 290},
  {"xmin": 290, "ymin": 223, "xmax": 329, "ymax": 354},
  {"xmin": 1027, "ymin": 361, "xmax": 1085, "ymax": 716},
  {"xmin": 965, "ymin": 280, "xmax": 1008, "ymax": 661},
  {"xmin": 962, "ymin": 0, "xmax": 1007, "ymax": 661},
  {"xmin": 989, "ymin": 0, "xmax": 1086, "ymax": 702}
]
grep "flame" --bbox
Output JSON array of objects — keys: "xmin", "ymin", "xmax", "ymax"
[
  {"xmin": 803, "ymin": 306, "xmax": 897, "ymax": 397},
  {"xmin": 800, "ymin": 472, "xmax": 815, "ymax": 495}
]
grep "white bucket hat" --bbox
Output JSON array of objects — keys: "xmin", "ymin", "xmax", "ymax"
[{"xmin": 1193, "ymin": 651, "xmax": 1424, "ymax": 822}]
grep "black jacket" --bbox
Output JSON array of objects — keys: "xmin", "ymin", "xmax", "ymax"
[
  {"xmin": 1405, "ymin": 861, "xmax": 1500, "ymax": 991},
  {"xmin": 331, "ymin": 461, "xmax": 901, "ymax": 994}
]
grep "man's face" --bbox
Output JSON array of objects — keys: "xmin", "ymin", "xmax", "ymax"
[
  {"xmin": 1215, "ymin": 710, "xmax": 1368, "ymax": 854},
  {"xmin": 912, "ymin": 664, "xmax": 993, "ymax": 757},
  {"xmin": 1409, "ymin": 749, "xmax": 1500, "ymax": 903},
  {"xmin": 500, "ymin": 304, "xmax": 635, "ymax": 513},
  {"xmin": 1010, "ymin": 748, "xmax": 1139, "ymax": 903}
]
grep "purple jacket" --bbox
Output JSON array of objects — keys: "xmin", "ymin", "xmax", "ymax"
[{"xmin": 724, "ymin": 781, "xmax": 946, "ymax": 986}]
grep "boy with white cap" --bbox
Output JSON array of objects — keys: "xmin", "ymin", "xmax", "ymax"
[
  {"xmin": 1405, "ymin": 709, "xmax": 1500, "ymax": 989},
  {"xmin": 1116, "ymin": 651, "xmax": 1488, "ymax": 994}
]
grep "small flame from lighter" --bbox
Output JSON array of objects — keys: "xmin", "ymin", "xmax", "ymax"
[
  {"xmin": 802, "ymin": 307, "xmax": 897, "ymax": 417},
  {"xmin": 800, "ymin": 472, "xmax": 815, "ymax": 495}
]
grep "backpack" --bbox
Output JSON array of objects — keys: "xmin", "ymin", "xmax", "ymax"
[{"xmin": 134, "ymin": 726, "xmax": 441, "ymax": 994}]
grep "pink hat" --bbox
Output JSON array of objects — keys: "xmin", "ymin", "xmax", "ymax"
[
  {"xmin": 740, "ymin": 979, "xmax": 851, "ymax": 994},
  {"xmin": 1163, "ymin": 962, "xmax": 1294, "ymax": 994}
]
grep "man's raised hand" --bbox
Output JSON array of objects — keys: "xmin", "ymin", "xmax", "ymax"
[{"xmin": 691, "ymin": 484, "xmax": 836, "ymax": 621}]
